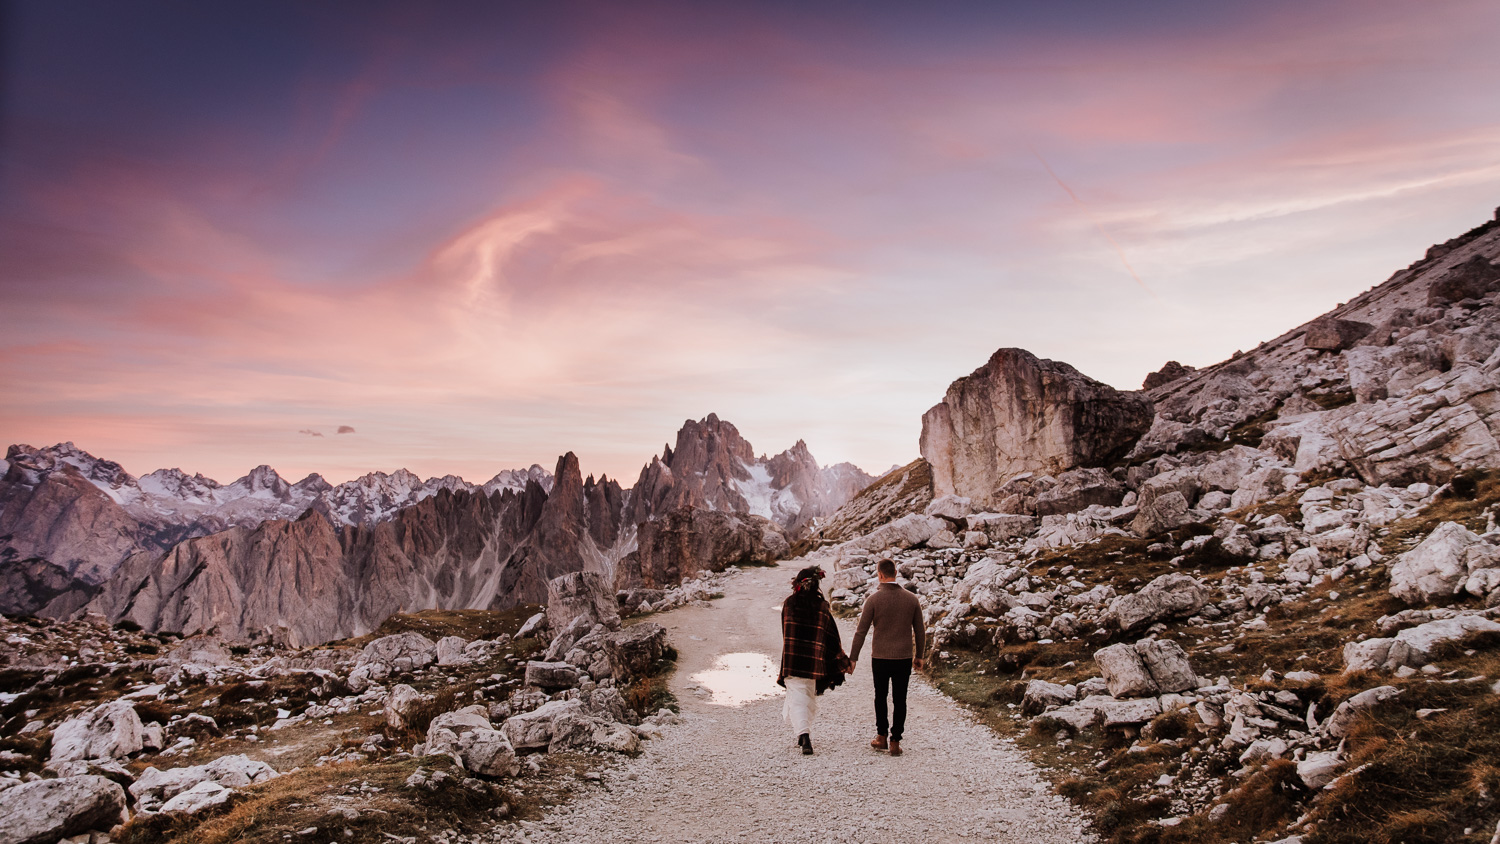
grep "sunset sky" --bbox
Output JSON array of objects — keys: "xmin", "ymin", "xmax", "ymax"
[{"xmin": 3, "ymin": 0, "xmax": 1499, "ymax": 485}]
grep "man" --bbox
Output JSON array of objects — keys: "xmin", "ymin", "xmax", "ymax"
[{"xmin": 847, "ymin": 558, "xmax": 925, "ymax": 756}]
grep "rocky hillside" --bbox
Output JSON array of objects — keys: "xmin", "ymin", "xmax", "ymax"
[
  {"xmin": 0, "ymin": 562, "xmax": 717, "ymax": 844},
  {"xmin": 797, "ymin": 209, "xmax": 1500, "ymax": 844}
]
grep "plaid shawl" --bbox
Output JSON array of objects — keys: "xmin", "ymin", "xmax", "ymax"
[{"xmin": 778, "ymin": 598, "xmax": 847, "ymax": 694}]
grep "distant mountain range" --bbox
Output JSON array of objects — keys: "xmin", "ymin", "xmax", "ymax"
[{"xmin": 0, "ymin": 416, "xmax": 874, "ymax": 644}]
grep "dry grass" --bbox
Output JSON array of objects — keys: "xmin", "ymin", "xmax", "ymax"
[{"xmin": 343, "ymin": 604, "xmax": 542, "ymax": 649}]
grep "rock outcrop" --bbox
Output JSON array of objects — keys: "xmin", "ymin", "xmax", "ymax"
[
  {"xmin": 0, "ymin": 775, "xmax": 127, "ymax": 844},
  {"xmin": 919, "ymin": 348, "xmax": 1153, "ymax": 508},
  {"xmin": 616, "ymin": 508, "xmax": 788, "ymax": 589}
]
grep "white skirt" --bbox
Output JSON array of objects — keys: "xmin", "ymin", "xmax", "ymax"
[{"xmin": 782, "ymin": 676, "xmax": 819, "ymax": 737}]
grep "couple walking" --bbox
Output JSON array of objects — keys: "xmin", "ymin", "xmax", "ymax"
[{"xmin": 775, "ymin": 560, "xmax": 926, "ymax": 756}]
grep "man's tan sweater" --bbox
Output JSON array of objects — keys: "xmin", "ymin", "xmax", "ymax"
[{"xmin": 850, "ymin": 582, "xmax": 925, "ymax": 661}]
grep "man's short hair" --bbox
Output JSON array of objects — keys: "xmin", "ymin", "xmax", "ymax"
[{"xmin": 877, "ymin": 559, "xmax": 897, "ymax": 579}]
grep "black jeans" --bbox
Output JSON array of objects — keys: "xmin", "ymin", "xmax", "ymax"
[{"xmin": 872, "ymin": 658, "xmax": 912, "ymax": 741}]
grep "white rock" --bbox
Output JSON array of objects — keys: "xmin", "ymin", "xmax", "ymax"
[
  {"xmin": 0, "ymin": 775, "xmax": 126, "ymax": 844},
  {"xmin": 159, "ymin": 780, "xmax": 231, "ymax": 814},
  {"xmin": 435, "ymin": 636, "xmax": 470, "ymax": 666},
  {"xmin": 49, "ymin": 700, "xmax": 144, "ymax": 765}
]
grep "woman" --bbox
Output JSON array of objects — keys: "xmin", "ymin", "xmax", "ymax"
[{"xmin": 777, "ymin": 565, "xmax": 849, "ymax": 755}]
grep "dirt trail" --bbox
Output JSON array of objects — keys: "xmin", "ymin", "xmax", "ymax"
[{"xmin": 497, "ymin": 559, "xmax": 1093, "ymax": 843}]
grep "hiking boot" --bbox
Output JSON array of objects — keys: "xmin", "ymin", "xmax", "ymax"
[
  {"xmin": 889, "ymin": 739, "xmax": 902, "ymax": 757},
  {"xmin": 870, "ymin": 736, "xmax": 889, "ymax": 751},
  {"xmin": 799, "ymin": 733, "xmax": 814, "ymax": 755}
]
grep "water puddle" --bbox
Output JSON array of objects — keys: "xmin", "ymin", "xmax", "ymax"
[{"xmin": 688, "ymin": 652, "xmax": 780, "ymax": 706}]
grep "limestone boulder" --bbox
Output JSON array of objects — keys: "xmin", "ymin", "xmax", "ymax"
[
  {"xmin": 548, "ymin": 711, "xmax": 641, "ymax": 754},
  {"xmin": 1324, "ymin": 686, "xmax": 1401, "ymax": 738},
  {"xmin": 923, "ymin": 495, "xmax": 973, "ymax": 520},
  {"xmin": 965, "ymin": 513, "xmax": 1037, "ymax": 543},
  {"xmin": 1298, "ymin": 750, "xmax": 1345, "ymax": 790},
  {"xmin": 525, "ymin": 660, "xmax": 582, "ymax": 691},
  {"xmin": 844, "ymin": 513, "xmax": 948, "ymax": 554},
  {"xmin": 1034, "ymin": 468, "xmax": 1126, "ymax": 517},
  {"xmin": 457, "ymin": 728, "xmax": 521, "ymax": 777},
  {"xmin": 159, "ymin": 780, "xmax": 231, "ymax": 814},
  {"xmin": 348, "ymin": 631, "xmax": 438, "ymax": 692},
  {"xmin": 1389, "ymin": 522, "xmax": 1493, "ymax": 604},
  {"xmin": 1304, "ymin": 318, "xmax": 1375, "ymax": 352},
  {"xmin": 1344, "ymin": 615, "xmax": 1500, "ymax": 671},
  {"xmin": 49, "ymin": 700, "xmax": 144, "ymax": 766},
  {"xmin": 130, "ymin": 754, "xmax": 278, "ymax": 812},
  {"xmin": 1095, "ymin": 639, "xmax": 1197, "ymax": 698},
  {"xmin": 546, "ymin": 572, "xmax": 621, "ymax": 633},
  {"xmin": 425, "ymin": 705, "xmax": 493, "ymax": 758},
  {"xmin": 502, "ymin": 699, "xmax": 584, "ymax": 751},
  {"xmin": 435, "ymin": 636, "xmax": 469, "ymax": 666},
  {"xmin": 1130, "ymin": 490, "xmax": 1193, "ymax": 537},
  {"xmin": 603, "ymin": 623, "xmax": 669, "ymax": 683},
  {"xmin": 1330, "ymin": 366, "xmax": 1500, "ymax": 486},
  {"xmin": 1021, "ymin": 679, "xmax": 1077, "ymax": 716},
  {"xmin": 1105, "ymin": 573, "xmax": 1211, "ymax": 632},
  {"xmin": 386, "ymin": 684, "xmax": 424, "ymax": 729},
  {"xmin": 919, "ymin": 348, "xmax": 1153, "ymax": 508},
  {"xmin": 0, "ymin": 775, "xmax": 127, "ymax": 844}
]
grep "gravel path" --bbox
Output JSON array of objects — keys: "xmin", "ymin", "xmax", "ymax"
[{"xmin": 495, "ymin": 560, "xmax": 1093, "ymax": 843}]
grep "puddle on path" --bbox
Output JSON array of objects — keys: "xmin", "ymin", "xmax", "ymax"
[{"xmin": 688, "ymin": 652, "xmax": 780, "ymax": 706}]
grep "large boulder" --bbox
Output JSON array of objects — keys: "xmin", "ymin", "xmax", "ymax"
[
  {"xmin": 347, "ymin": 632, "xmax": 438, "ymax": 692},
  {"xmin": 524, "ymin": 660, "xmax": 582, "ymax": 691},
  {"xmin": 1034, "ymin": 468, "xmax": 1126, "ymax": 517},
  {"xmin": 435, "ymin": 636, "xmax": 469, "ymax": 666},
  {"xmin": 919, "ymin": 348, "xmax": 1153, "ymax": 508},
  {"xmin": 1095, "ymin": 638, "xmax": 1197, "ymax": 698},
  {"xmin": 603, "ymin": 623, "xmax": 669, "ymax": 684},
  {"xmin": 1389, "ymin": 522, "xmax": 1499, "ymax": 605},
  {"xmin": 0, "ymin": 775, "xmax": 127, "ymax": 844},
  {"xmin": 1105, "ymin": 573, "xmax": 1210, "ymax": 632},
  {"xmin": 1304, "ymin": 318, "xmax": 1375, "ymax": 352},
  {"xmin": 457, "ymin": 727, "xmax": 522, "ymax": 777},
  {"xmin": 1330, "ymin": 366, "xmax": 1500, "ymax": 486},
  {"xmin": 1343, "ymin": 615, "xmax": 1500, "ymax": 671},
  {"xmin": 844, "ymin": 513, "xmax": 949, "ymax": 554},
  {"xmin": 1020, "ymin": 679, "xmax": 1077, "ymax": 716},
  {"xmin": 1129, "ymin": 490, "xmax": 1193, "ymax": 537},
  {"xmin": 546, "ymin": 572, "xmax": 621, "ymax": 632},
  {"xmin": 49, "ymin": 700, "xmax": 144, "ymax": 766},
  {"xmin": 386, "ymin": 684, "xmax": 424, "ymax": 730},
  {"xmin": 503, "ymin": 699, "xmax": 584, "ymax": 751},
  {"xmin": 131, "ymin": 754, "xmax": 279, "ymax": 812},
  {"xmin": 966, "ymin": 512, "xmax": 1038, "ymax": 543},
  {"xmin": 548, "ymin": 711, "xmax": 641, "ymax": 754}
]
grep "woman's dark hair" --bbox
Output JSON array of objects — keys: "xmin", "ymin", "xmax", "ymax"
[{"xmin": 786, "ymin": 565, "xmax": 826, "ymax": 616}]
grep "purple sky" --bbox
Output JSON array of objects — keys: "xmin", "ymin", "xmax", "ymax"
[{"xmin": 3, "ymin": 0, "xmax": 1499, "ymax": 484}]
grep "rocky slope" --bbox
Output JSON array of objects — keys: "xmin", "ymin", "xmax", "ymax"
[
  {"xmin": 0, "ymin": 566, "xmax": 715, "ymax": 844},
  {"xmin": 794, "ymin": 208, "xmax": 1500, "ymax": 844}
]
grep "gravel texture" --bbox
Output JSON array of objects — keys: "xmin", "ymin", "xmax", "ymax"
[{"xmin": 488, "ymin": 559, "xmax": 1092, "ymax": 843}]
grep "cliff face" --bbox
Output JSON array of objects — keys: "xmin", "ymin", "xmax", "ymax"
[
  {"xmin": 617, "ymin": 507, "xmax": 789, "ymax": 590},
  {"xmin": 919, "ymin": 348, "xmax": 1153, "ymax": 508}
]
